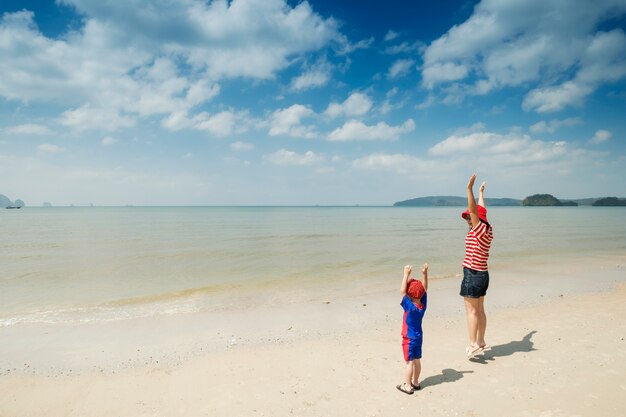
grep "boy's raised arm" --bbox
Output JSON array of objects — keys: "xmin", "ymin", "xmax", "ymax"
[
  {"xmin": 401, "ymin": 265, "xmax": 412, "ymax": 295},
  {"xmin": 421, "ymin": 263, "xmax": 429, "ymax": 292}
]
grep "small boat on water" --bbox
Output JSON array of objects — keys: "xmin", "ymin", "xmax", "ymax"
[{"xmin": 5, "ymin": 206, "xmax": 22, "ymax": 209}]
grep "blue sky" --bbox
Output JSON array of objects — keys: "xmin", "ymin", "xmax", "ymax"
[{"xmin": 1, "ymin": 0, "xmax": 625, "ymax": 206}]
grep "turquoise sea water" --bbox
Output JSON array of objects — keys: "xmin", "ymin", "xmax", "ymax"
[{"xmin": 1, "ymin": 206, "xmax": 625, "ymax": 325}]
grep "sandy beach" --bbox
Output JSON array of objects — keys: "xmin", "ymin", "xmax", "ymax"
[{"xmin": 1, "ymin": 257, "xmax": 625, "ymax": 417}]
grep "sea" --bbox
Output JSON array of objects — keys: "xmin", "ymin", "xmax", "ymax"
[{"xmin": 1, "ymin": 206, "xmax": 625, "ymax": 327}]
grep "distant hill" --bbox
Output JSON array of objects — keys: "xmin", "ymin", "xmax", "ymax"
[
  {"xmin": 393, "ymin": 196, "xmax": 522, "ymax": 207},
  {"xmin": 593, "ymin": 197, "xmax": 626, "ymax": 206},
  {"xmin": 522, "ymin": 194, "xmax": 578, "ymax": 206}
]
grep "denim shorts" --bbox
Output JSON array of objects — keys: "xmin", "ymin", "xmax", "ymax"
[{"xmin": 460, "ymin": 267, "xmax": 489, "ymax": 298}]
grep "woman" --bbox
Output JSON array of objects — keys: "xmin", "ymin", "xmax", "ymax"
[{"xmin": 460, "ymin": 174, "xmax": 493, "ymax": 358}]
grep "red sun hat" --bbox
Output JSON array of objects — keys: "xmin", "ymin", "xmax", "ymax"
[
  {"xmin": 407, "ymin": 279, "xmax": 425, "ymax": 301},
  {"xmin": 461, "ymin": 204, "xmax": 488, "ymax": 223}
]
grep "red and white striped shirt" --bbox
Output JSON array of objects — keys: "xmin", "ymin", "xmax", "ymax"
[{"xmin": 462, "ymin": 222, "xmax": 493, "ymax": 271}]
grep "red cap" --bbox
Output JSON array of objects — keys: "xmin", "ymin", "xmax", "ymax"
[
  {"xmin": 407, "ymin": 279, "xmax": 425, "ymax": 301},
  {"xmin": 461, "ymin": 204, "xmax": 488, "ymax": 223}
]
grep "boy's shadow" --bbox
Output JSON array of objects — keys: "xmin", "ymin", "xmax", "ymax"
[
  {"xmin": 420, "ymin": 368, "xmax": 473, "ymax": 388},
  {"xmin": 470, "ymin": 330, "xmax": 537, "ymax": 364}
]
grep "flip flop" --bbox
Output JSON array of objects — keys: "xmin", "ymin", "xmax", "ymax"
[
  {"xmin": 466, "ymin": 345, "xmax": 484, "ymax": 358},
  {"xmin": 411, "ymin": 383, "xmax": 422, "ymax": 391},
  {"xmin": 396, "ymin": 383, "xmax": 414, "ymax": 395}
]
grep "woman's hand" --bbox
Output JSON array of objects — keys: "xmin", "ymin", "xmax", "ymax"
[{"xmin": 467, "ymin": 173, "xmax": 477, "ymax": 189}]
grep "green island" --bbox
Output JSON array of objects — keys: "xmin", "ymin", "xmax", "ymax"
[{"xmin": 394, "ymin": 194, "xmax": 625, "ymax": 207}]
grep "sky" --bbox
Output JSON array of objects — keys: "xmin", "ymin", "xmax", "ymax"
[{"xmin": 1, "ymin": 0, "xmax": 625, "ymax": 206}]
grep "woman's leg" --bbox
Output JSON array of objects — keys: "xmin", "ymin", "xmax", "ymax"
[
  {"xmin": 464, "ymin": 297, "xmax": 480, "ymax": 351},
  {"xmin": 476, "ymin": 296, "xmax": 487, "ymax": 347}
]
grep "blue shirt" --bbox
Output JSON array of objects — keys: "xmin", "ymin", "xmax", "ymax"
[{"xmin": 401, "ymin": 293, "xmax": 427, "ymax": 339}]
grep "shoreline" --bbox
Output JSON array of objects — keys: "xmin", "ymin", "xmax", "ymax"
[
  {"xmin": 1, "ymin": 253, "xmax": 625, "ymax": 378},
  {"xmin": 1, "ymin": 261, "xmax": 625, "ymax": 416}
]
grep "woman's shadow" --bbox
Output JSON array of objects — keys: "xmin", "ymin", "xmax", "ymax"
[{"xmin": 470, "ymin": 330, "xmax": 537, "ymax": 364}]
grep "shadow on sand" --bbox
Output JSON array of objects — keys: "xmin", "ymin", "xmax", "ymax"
[
  {"xmin": 420, "ymin": 368, "xmax": 474, "ymax": 389},
  {"xmin": 470, "ymin": 330, "xmax": 538, "ymax": 364}
]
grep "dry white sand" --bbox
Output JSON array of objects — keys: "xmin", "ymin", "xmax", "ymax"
[{"xmin": 1, "ymin": 258, "xmax": 625, "ymax": 417}]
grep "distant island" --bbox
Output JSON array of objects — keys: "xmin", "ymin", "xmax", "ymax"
[
  {"xmin": 522, "ymin": 194, "xmax": 578, "ymax": 206},
  {"xmin": 592, "ymin": 197, "xmax": 626, "ymax": 206},
  {"xmin": 0, "ymin": 194, "xmax": 25, "ymax": 209},
  {"xmin": 394, "ymin": 196, "xmax": 522, "ymax": 207},
  {"xmin": 394, "ymin": 194, "xmax": 624, "ymax": 207}
]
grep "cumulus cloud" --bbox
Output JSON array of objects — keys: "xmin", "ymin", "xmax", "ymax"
[
  {"xmin": 429, "ymin": 131, "xmax": 570, "ymax": 165},
  {"xmin": 264, "ymin": 149, "xmax": 324, "ymax": 166},
  {"xmin": 36, "ymin": 143, "xmax": 65, "ymax": 153},
  {"xmin": 530, "ymin": 118, "xmax": 582, "ymax": 133},
  {"xmin": 101, "ymin": 136, "xmax": 118, "ymax": 146},
  {"xmin": 268, "ymin": 104, "xmax": 317, "ymax": 138},
  {"xmin": 324, "ymin": 92, "xmax": 373, "ymax": 118},
  {"xmin": 387, "ymin": 59, "xmax": 415, "ymax": 79},
  {"xmin": 352, "ymin": 153, "xmax": 428, "ymax": 175},
  {"xmin": 290, "ymin": 60, "xmax": 332, "ymax": 91},
  {"xmin": 590, "ymin": 129, "xmax": 612, "ymax": 144},
  {"xmin": 0, "ymin": 0, "xmax": 346, "ymax": 132},
  {"xmin": 328, "ymin": 119, "xmax": 415, "ymax": 141},
  {"xmin": 230, "ymin": 141, "xmax": 254, "ymax": 151},
  {"xmin": 421, "ymin": 0, "xmax": 626, "ymax": 111},
  {"xmin": 6, "ymin": 124, "xmax": 53, "ymax": 135},
  {"xmin": 162, "ymin": 109, "xmax": 252, "ymax": 137},
  {"xmin": 384, "ymin": 30, "xmax": 399, "ymax": 42}
]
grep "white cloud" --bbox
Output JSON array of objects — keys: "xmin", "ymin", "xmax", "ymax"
[
  {"xmin": 387, "ymin": 59, "xmax": 415, "ymax": 79},
  {"xmin": 162, "ymin": 109, "xmax": 252, "ymax": 137},
  {"xmin": 429, "ymin": 131, "xmax": 569, "ymax": 165},
  {"xmin": 101, "ymin": 136, "xmax": 118, "ymax": 146},
  {"xmin": 60, "ymin": 104, "xmax": 136, "ymax": 132},
  {"xmin": 384, "ymin": 30, "xmax": 399, "ymax": 42},
  {"xmin": 352, "ymin": 153, "xmax": 427, "ymax": 175},
  {"xmin": 324, "ymin": 92, "xmax": 373, "ymax": 118},
  {"xmin": 530, "ymin": 118, "xmax": 582, "ymax": 133},
  {"xmin": 264, "ymin": 149, "xmax": 324, "ymax": 166},
  {"xmin": 268, "ymin": 104, "xmax": 317, "ymax": 138},
  {"xmin": 421, "ymin": 0, "xmax": 626, "ymax": 111},
  {"xmin": 422, "ymin": 62, "xmax": 468, "ymax": 89},
  {"xmin": 590, "ymin": 129, "xmax": 612, "ymax": 144},
  {"xmin": 290, "ymin": 69, "xmax": 330, "ymax": 91},
  {"xmin": 328, "ymin": 119, "xmax": 415, "ymax": 141},
  {"xmin": 6, "ymin": 124, "xmax": 53, "ymax": 135},
  {"xmin": 36, "ymin": 143, "xmax": 65, "ymax": 153},
  {"xmin": 230, "ymin": 141, "xmax": 254, "ymax": 151},
  {"xmin": 0, "ymin": 1, "xmax": 346, "ymax": 132},
  {"xmin": 290, "ymin": 60, "xmax": 332, "ymax": 91},
  {"xmin": 194, "ymin": 111, "xmax": 238, "ymax": 137}
]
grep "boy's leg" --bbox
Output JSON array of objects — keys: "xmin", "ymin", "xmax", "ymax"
[
  {"xmin": 412, "ymin": 359, "xmax": 421, "ymax": 387},
  {"xmin": 476, "ymin": 296, "xmax": 487, "ymax": 347},
  {"xmin": 404, "ymin": 360, "xmax": 414, "ymax": 389},
  {"xmin": 464, "ymin": 297, "xmax": 481, "ymax": 352}
]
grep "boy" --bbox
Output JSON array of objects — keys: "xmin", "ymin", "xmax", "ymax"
[{"xmin": 397, "ymin": 263, "xmax": 429, "ymax": 395}]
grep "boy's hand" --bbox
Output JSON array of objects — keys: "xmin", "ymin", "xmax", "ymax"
[
  {"xmin": 421, "ymin": 263, "xmax": 429, "ymax": 274},
  {"xmin": 479, "ymin": 181, "xmax": 486, "ymax": 193},
  {"xmin": 404, "ymin": 265, "xmax": 412, "ymax": 277},
  {"xmin": 467, "ymin": 173, "xmax": 477, "ymax": 189}
]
